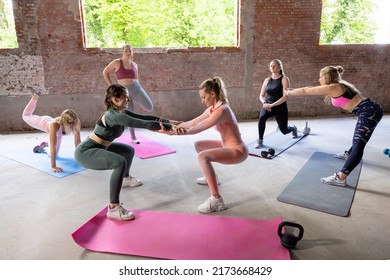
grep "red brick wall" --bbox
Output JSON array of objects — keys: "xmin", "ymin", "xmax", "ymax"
[{"xmin": 1, "ymin": 0, "xmax": 389, "ymax": 132}]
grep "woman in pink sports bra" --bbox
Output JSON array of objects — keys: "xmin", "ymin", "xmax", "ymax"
[
  {"xmin": 172, "ymin": 77, "xmax": 249, "ymax": 214},
  {"xmin": 22, "ymin": 86, "xmax": 81, "ymax": 173},
  {"xmin": 103, "ymin": 44, "xmax": 153, "ymax": 144},
  {"xmin": 285, "ymin": 65, "xmax": 383, "ymax": 187}
]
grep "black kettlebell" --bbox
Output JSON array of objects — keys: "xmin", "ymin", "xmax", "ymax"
[
  {"xmin": 261, "ymin": 148, "xmax": 275, "ymax": 158},
  {"xmin": 277, "ymin": 221, "xmax": 304, "ymax": 249}
]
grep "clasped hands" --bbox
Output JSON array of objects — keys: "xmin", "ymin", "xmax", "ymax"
[{"xmin": 157, "ymin": 119, "xmax": 187, "ymax": 135}]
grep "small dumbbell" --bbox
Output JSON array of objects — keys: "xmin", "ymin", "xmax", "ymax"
[
  {"xmin": 384, "ymin": 148, "xmax": 390, "ymax": 157},
  {"xmin": 261, "ymin": 148, "xmax": 275, "ymax": 159}
]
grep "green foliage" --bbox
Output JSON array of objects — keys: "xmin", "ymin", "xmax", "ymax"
[
  {"xmin": 320, "ymin": 0, "xmax": 377, "ymax": 44},
  {"xmin": 0, "ymin": 0, "xmax": 18, "ymax": 48},
  {"xmin": 83, "ymin": 0, "xmax": 236, "ymax": 48}
]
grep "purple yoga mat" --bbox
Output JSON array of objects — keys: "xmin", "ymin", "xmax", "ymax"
[
  {"xmin": 115, "ymin": 133, "xmax": 176, "ymax": 159},
  {"xmin": 72, "ymin": 208, "xmax": 290, "ymax": 260}
]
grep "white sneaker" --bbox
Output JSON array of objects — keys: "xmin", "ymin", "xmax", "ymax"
[
  {"xmin": 321, "ymin": 173, "xmax": 346, "ymax": 187},
  {"xmin": 197, "ymin": 196, "xmax": 226, "ymax": 214},
  {"xmin": 196, "ymin": 176, "xmax": 221, "ymax": 185},
  {"xmin": 107, "ymin": 204, "xmax": 135, "ymax": 221},
  {"xmin": 122, "ymin": 176, "xmax": 142, "ymax": 188},
  {"xmin": 334, "ymin": 151, "xmax": 349, "ymax": 160},
  {"xmin": 131, "ymin": 137, "xmax": 140, "ymax": 144}
]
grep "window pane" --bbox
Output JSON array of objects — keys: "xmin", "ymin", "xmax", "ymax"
[
  {"xmin": 0, "ymin": 0, "xmax": 18, "ymax": 49},
  {"xmin": 82, "ymin": 0, "xmax": 237, "ymax": 48}
]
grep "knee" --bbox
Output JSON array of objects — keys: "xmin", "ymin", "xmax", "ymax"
[{"xmin": 197, "ymin": 151, "xmax": 211, "ymax": 163}]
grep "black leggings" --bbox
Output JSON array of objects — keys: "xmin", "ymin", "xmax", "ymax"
[
  {"xmin": 74, "ymin": 138, "xmax": 134, "ymax": 204},
  {"xmin": 341, "ymin": 99, "xmax": 383, "ymax": 175},
  {"xmin": 258, "ymin": 102, "xmax": 294, "ymax": 140}
]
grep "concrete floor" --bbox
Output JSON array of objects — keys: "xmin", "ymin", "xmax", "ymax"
[{"xmin": 0, "ymin": 116, "xmax": 389, "ymax": 260}]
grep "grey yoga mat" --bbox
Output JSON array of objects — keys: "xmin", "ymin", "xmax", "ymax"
[{"xmin": 277, "ymin": 152, "xmax": 362, "ymax": 217}]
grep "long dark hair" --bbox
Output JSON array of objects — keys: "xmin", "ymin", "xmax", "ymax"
[{"xmin": 105, "ymin": 84, "xmax": 127, "ymax": 110}]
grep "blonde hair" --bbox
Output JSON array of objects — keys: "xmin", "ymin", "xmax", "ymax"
[
  {"xmin": 199, "ymin": 76, "xmax": 229, "ymax": 103},
  {"xmin": 55, "ymin": 109, "xmax": 79, "ymax": 133},
  {"xmin": 321, "ymin": 65, "xmax": 362, "ymax": 105}
]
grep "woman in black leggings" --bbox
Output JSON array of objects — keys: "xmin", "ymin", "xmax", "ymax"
[
  {"xmin": 75, "ymin": 84, "xmax": 178, "ymax": 221},
  {"xmin": 257, "ymin": 59, "xmax": 297, "ymax": 148},
  {"xmin": 286, "ymin": 65, "xmax": 383, "ymax": 187}
]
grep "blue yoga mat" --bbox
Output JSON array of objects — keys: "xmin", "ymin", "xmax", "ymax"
[
  {"xmin": 247, "ymin": 128, "xmax": 306, "ymax": 159},
  {"xmin": 4, "ymin": 148, "xmax": 85, "ymax": 178}
]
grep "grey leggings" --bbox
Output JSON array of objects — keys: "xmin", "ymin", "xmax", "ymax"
[
  {"xmin": 124, "ymin": 81, "xmax": 153, "ymax": 138},
  {"xmin": 74, "ymin": 138, "xmax": 134, "ymax": 204}
]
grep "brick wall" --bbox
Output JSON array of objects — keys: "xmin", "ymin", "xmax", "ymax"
[{"xmin": 1, "ymin": 0, "xmax": 389, "ymax": 132}]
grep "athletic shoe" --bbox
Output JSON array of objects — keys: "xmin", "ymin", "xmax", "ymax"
[
  {"xmin": 197, "ymin": 196, "xmax": 226, "ymax": 214},
  {"xmin": 291, "ymin": 126, "xmax": 298, "ymax": 138},
  {"xmin": 196, "ymin": 176, "xmax": 220, "ymax": 185},
  {"xmin": 334, "ymin": 151, "xmax": 349, "ymax": 160},
  {"xmin": 106, "ymin": 204, "xmax": 135, "ymax": 221},
  {"xmin": 255, "ymin": 139, "xmax": 263, "ymax": 149},
  {"xmin": 122, "ymin": 176, "xmax": 142, "ymax": 188},
  {"xmin": 131, "ymin": 137, "xmax": 140, "ymax": 144},
  {"xmin": 26, "ymin": 86, "xmax": 42, "ymax": 96},
  {"xmin": 33, "ymin": 141, "xmax": 48, "ymax": 153},
  {"xmin": 321, "ymin": 173, "xmax": 346, "ymax": 187}
]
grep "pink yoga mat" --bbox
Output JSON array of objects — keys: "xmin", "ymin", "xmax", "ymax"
[
  {"xmin": 72, "ymin": 208, "xmax": 290, "ymax": 260},
  {"xmin": 115, "ymin": 133, "xmax": 176, "ymax": 159}
]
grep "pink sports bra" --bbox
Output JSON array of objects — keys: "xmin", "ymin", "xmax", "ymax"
[
  {"xmin": 331, "ymin": 90, "xmax": 356, "ymax": 108},
  {"xmin": 115, "ymin": 59, "xmax": 137, "ymax": 80}
]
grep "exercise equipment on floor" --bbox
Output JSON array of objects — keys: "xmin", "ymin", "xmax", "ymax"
[
  {"xmin": 261, "ymin": 148, "xmax": 275, "ymax": 159},
  {"xmin": 278, "ymin": 221, "xmax": 304, "ymax": 249}
]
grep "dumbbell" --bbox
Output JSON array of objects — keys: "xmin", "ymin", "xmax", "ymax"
[
  {"xmin": 384, "ymin": 148, "xmax": 390, "ymax": 157},
  {"xmin": 261, "ymin": 148, "xmax": 275, "ymax": 158}
]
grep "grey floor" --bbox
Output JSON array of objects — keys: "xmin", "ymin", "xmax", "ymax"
[{"xmin": 0, "ymin": 116, "xmax": 389, "ymax": 260}]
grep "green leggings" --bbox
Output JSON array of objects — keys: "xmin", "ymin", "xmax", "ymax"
[{"xmin": 74, "ymin": 138, "xmax": 134, "ymax": 204}]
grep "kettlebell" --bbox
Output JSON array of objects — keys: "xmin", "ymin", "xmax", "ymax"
[
  {"xmin": 277, "ymin": 221, "xmax": 304, "ymax": 249},
  {"xmin": 261, "ymin": 148, "xmax": 275, "ymax": 158},
  {"xmin": 384, "ymin": 148, "xmax": 390, "ymax": 157}
]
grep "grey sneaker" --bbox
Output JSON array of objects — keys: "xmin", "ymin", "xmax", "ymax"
[
  {"xmin": 291, "ymin": 126, "xmax": 298, "ymax": 138},
  {"xmin": 321, "ymin": 173, "xmax": 346, "ymax": 187},
  {"xmin": 122, "ymin": 176, "xmax": 142, "ymax": 188},
  {"xmin": 26, "ymin": 86, "xmax": 42, "ymax": 96},
  {"xmin": 107, "ymin": 204, "xmax": 135, "ymax": 221},
  {"xmin": 334, "ymin": 151, "xmax": 349, "ymax": 160},
  {"xmin": 197, "ymin": 196, "xmax": 226, "ymax": 214},
  {"xmin": 196, "ymin": 176, "xmax": 220, "ymax": 185},
  {"xmin": 255, "ymin": 139, "xmax": 263, "ymax": 149}
]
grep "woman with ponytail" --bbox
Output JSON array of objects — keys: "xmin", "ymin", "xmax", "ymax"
[
  {"xmin": 285, "ymin": 65, "xmax": 383, "ymax": 187},
  {"xmin": 22, "ymin": 86, "xmax": 81, "ymax": 172},
  {"xmin": 174, "ymin": 77, "xmax": 248, "ymax": 214},
  {"xmin": 75, "ymin": 84, "xmax": 180, "ymax": 221}
]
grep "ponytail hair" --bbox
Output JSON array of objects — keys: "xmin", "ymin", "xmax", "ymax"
[
  {"xmin": 199, "ymin": 76, "xmax": 229, "ymax": 103},
  {"xmin": 105, "ymin": 84, "xmax": 127, "ymax": 110},
  {"xmin": 321, "ymin": 65, "xmax": 362, "ymax": 105}
]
